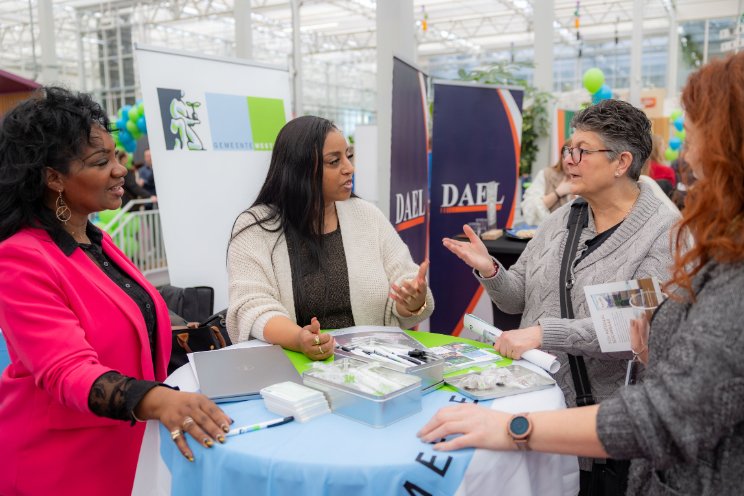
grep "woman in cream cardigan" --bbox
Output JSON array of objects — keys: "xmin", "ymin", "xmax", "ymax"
[{"xmin": 227, "ymin": 116, "xmax": 434, "ymax": 360}]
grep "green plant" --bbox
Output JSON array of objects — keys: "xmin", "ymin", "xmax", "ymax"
[{"xmin": 458, "ymin": 62, "xmax": 554, "ymax": 175}]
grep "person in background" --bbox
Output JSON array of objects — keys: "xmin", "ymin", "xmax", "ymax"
[
  {"xmin": 227, "ymin": 115, "xmax": 434, "ymax": 360},
  {"xmin": 441, "ymin": 99, "xmax": 680, "ymax": 494},
  {"xmin": 117, "ymin": 149, "xmax": 157, "ymax": 207},
  {"xmin": 138, "ymin": 147, "xmax": 157, "ymax": 197},
  {"xmin": 0, "ymin": 87, "xmax": 230, "ymax": 496},
  {"xmin": 420, "ymin": 51, "xmax": 744, "ymax": 496},
  {"xmin": 648, "ymin": 134, "xmax": 676, "ymax": 196},
  {"xmin": 671, "ymin": 146, "xmax": 696, "ymax": 210},
  {"xmin": 521, "ymin": 139, "xmax": 574, "ymax": 225}
]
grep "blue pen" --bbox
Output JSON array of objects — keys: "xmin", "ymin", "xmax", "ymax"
[{"xmin": 225, "ymin": 416, "xmax": 294, "ymax": 437}]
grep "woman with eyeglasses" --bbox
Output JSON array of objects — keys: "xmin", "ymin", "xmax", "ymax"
[
  {"xmin": 441, "ymin": 98, "xmax": 680, "ymax": 494},
  {"xmin": 423, "ymin": 51, "xmax": 744, "ymax": 496}
]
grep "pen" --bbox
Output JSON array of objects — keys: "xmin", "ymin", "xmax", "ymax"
[{"xmin": 225, "ymin": 416, "xmax": 294, "ymax": 437}]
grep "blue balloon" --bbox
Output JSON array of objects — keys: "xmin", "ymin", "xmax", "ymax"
[
  {"xmin": 123, "ymin": 139, "xmax": 136, "ymax": 153},
  {"xmin": 595, "ymin": 84, "xmax": 612, "ymax": 101},
  {"xmin": 669, "ymin": 136, "xmax": 682, "ymax": 151},
  {"xmin": 674, "ymin": 116, "xmax": 684, "ymax": 132},
  {"xmin": 592, "ymin": 92, "xmax": 602, "ymax": 105},
  {"xmin": 121, "ymin": 104, "xmax": 132, "ymax": 122},
  {"xmin": 116, "ymin": 118, "xmax": 127, "ymax": 131},
  {"xmin": 137, "ymin": 116, "xmax": 147, "ymax": 134},
  {"xmin": 118, "ymin": 129, "xmax": 132, "ymax": 143}
]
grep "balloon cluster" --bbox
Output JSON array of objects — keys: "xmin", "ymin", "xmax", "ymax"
[
  {"xmin": 582, "ymin": 68, "xmax": 613, "ymax": 105},
  {"xmin": 113, "ymin": 101, "xmax": 147, "ymax": 153},
  {"xmin": 94, "ymin": 209, "xmax": 141, "ymax": 259},
  {"xmin": 664, "ymin": 109, "xmax": 685, "ymax": 161}
]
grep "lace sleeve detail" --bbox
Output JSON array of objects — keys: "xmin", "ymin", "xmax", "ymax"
[{"xmin": 88, "ymin": 371, "xmax": 161, "ymax": 424}]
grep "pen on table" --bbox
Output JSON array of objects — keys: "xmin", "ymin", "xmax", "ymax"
[{"xmin": 225, "ymin": 416, "xmax": 294, "ymax": 437}]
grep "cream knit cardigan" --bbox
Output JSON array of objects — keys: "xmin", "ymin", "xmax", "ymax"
[{"xmin": 227, "ymin": 197, "xmax": 434, "ymax": 343}]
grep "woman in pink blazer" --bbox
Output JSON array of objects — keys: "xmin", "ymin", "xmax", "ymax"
[{"xmin": 0, "ymin": 87, "xmax": 232, "ymax": 495}]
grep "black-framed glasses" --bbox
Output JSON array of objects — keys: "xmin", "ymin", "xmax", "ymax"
[{"xmin": 561, "ymin": 145, "xmax": 614, "ymax": 164}]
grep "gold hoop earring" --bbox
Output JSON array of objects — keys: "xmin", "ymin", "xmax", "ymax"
[{"xmin": 56, "ymin": 190, "xmax": 71, "ymax": 224}]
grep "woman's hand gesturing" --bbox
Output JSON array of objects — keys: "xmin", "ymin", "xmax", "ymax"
[{"xmin": 442, "ymin": 224, "xmax": 496, "ymax": 277}]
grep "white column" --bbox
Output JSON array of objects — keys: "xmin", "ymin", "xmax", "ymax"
[
  {"xmin": 532, "ymin": 0, "xmax": 554, "ymax": 173},
  {"xmin": 667, "ymin": 7, "xmax": 679, "ymax": 96},
  {"xmin": 629, "ymin": 0, "xmax": 644, "ymax": 107},
  {"xmin": 37, "ymin": 0, "xmax": 59, "ymax": 84},
  {"xmin": 290, "ymin": 0, "xmax": 302, "ymax": 117},
  {"xmin": 375, "ymin": 0, "xmax": 416, "ymax": 217},
  {"xmin": 235, "ymin": 0, "xmax": 253, "ymax": 59}
]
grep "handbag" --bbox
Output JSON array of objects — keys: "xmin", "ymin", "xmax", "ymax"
[
  {"xmin": 560, "ymin": 200, "xmax": 630, "ymax": 496},
  {"xmin": 168, "ymin": 309, "xmax": 232, "ymax": 375}
]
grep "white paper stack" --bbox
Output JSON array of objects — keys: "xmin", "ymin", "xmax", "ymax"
[{"xmin": 260, "ymin": 381, "xmax": 330, "ymax": 423}]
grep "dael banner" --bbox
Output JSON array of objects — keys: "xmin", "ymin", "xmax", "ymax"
[
  {"xmin": 389, "ymin": 57, "xmax": 429, "ymax": 264},
  {"xmin": 429, "ymin": 81, "xmax": 523, "ymax": 335}
]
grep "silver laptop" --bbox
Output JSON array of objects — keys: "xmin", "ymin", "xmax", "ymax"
[{"xmin": 192, "ymin": 345, "xmax": 301, "ymax": 403}]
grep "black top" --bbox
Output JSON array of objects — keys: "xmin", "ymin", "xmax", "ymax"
[
  {"xmin": 49, "ymin": 222, "xmax": 163, "ymax": 423},
  {"xmin": 286, "ymin": 225, "xmax": 355, "ymax": 329},
  {"xmin": 575, "ymin": 220, "xmax": 622, "ymax": 266}
]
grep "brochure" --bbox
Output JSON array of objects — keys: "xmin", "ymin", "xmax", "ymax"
[
  {"xmin": 463, "ymin": 314, "xmax": 561, "ymax": 373},
  {"xmin": 446, "ymin": 364, "xmax": 556, "ymax": 400},
  {"xmin": 427, "ymin": 342, "xmax": 502, "ymax": 373},
  {"xmin": 583, "ymin": 277, "xmax": 664, "ymax": 353}
]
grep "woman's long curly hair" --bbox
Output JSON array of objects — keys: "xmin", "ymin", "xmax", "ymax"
[
  {"xmin": 667, "ymin": 52, "xmax": 744, "ymax": 298},
  {"xmin": 0, "ymin": 87, "xmax": 109, "ymax": 241}
]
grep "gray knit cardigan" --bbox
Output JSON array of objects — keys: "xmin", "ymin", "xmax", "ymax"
[
  {"xmin": 597, "ymin": 261, "xmax": 744, "ymax": 495},
  {"xmin": 478, "ymin": 182, "xmax": 680, "ymax": 407}
]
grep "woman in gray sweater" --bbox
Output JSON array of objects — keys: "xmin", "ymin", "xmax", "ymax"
[
  {"xmin": 421, "ymin": 52, "xmax": 744, "ymax": 495},
  {"xmin": 443, "ymin": 99, "xmax": 679, "ymax": 488}
]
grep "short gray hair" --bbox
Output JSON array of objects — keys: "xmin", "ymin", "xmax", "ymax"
[{"xmin": 570, "ymin": 99, "xmax": 652, "ymax": 180}]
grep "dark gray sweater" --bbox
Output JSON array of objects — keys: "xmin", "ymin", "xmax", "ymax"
[{"xmin": 597, "ymin": 261, "xmax": 744, "ymax": 495}]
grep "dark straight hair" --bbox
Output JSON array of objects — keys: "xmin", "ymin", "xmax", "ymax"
[
  {"xmin": 228, "ymin": 115, "xmax": 340, "ymax": 325},
  {"xmin": 0, "ymin": 87, "xmax": 110, "ymax": 242}
]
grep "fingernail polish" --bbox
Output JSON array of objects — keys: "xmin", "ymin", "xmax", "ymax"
[
  {"xmin": 204, "ymin": 438, "xmax": 213, "ymax": 447},
  {"xmin": 221, "ymin": 423, "xmax": 229, "ymax": 432},
  {"xmin": 217, "ymin": 435, "xmax": 225, "ymax": 443},
  {"xmin": 188, "ymin": 456, "xmax": 194, "ymax": 462}
]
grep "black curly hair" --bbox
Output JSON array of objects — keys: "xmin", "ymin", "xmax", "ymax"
[{"xmin": 0, "ymin": 86, "xmax": 110, "ymax": 241}]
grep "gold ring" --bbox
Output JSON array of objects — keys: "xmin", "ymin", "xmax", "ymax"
[
  {"xmin": 314, "ymin": 335, "xmax": 320, "ymax": 345},
  {"xmin": 182, "ymin": 416, "xmax": 195, "ymax": 430},
  {"xmin": 170, "ymin": 429, "xmax": 182, "ymax": 441},
  {"xmin": 317, "ymin": 344, "xmax": 323, "ymax": 354}
]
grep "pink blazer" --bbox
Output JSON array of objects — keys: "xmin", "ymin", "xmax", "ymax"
[{"xmin": 0, "ymin": 227, "xmax": 171, "ymax": 496}]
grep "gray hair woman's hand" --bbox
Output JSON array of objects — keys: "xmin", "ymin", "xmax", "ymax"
[{"xmin": 442, "ymin": 224, "xmax": 496, "ymax": 277}]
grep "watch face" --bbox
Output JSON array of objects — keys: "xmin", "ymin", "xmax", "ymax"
[{"xmin": 510, "ymin": 416, "xmax": 530, "ymax": 436}]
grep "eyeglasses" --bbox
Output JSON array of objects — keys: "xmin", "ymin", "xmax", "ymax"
[{"xmin": 561, "ymin": 146, "xmax": 615, "ymax": 164}]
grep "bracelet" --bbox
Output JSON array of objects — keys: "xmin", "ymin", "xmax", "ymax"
[{"xmin": 408, "ymin": 300, "xmax": 428, "ymax": 316}]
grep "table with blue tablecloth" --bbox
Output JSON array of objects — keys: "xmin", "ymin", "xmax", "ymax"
[{"xmin": 133, "ymin": 331, "xmax": 579, "ymax": 496}]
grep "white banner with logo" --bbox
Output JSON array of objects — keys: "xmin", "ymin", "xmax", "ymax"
[{"xmin": 135, "ymin": 45, "xmax": 291, "ymax": 310}]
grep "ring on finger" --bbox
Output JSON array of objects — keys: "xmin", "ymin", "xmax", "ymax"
[
  {"xmin": 170, "ymin": 429, "xmax": 182, "ymax": 441},
  {"xmin": 314, "ymin": 335, "xmax": 320, "ymax": 345},
  {"xmin": 182, "ymin": 416, "xmax": 195, "ymax": 430},
  {"xmin": 317, "ymin": 344, "xmax": 323, "ymax": 354}
]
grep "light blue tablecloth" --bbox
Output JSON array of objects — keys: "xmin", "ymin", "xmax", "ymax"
[{"xmin": 0, "ymin": 331, "xmax": 9, "ymax": 372}]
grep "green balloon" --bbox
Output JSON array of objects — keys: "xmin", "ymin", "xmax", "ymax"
[
  {"xmin": 670, "ymin": 109, "xmax": 683, "ymax": 121},
  {"xmin": 138, "ymin": 102, "xmax": 145, "ymax": 114},
  {"xmin": 128, "ymin": 106, "xmax": 140, "ymax": 122},
  {"xmin": 126, "ymin": 120, "xmax": 138, "ymax": 135},
  {"xmin": 664, "ymin": 148, "xmax": 679, "ymax": 161},
  {"xmin": 583, "ymin": 68, "xmax": 605, "ymax": 94},
  {"xmin": 97, "ymin": 209, "xmax": 120, "ymax": 230},
  {"xmin": 674, "ymin": 129, "xmax": 686, "ymax": 141}
]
